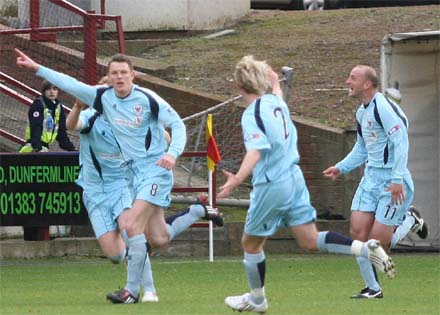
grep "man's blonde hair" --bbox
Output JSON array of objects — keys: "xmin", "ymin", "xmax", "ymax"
[
  {"xmin": 98, "ymin": 75, "xmax": 110, "ymax": 85},
  {"xmin": 234, "ymin": 55, "xmax": 270, "ymax": 95}
]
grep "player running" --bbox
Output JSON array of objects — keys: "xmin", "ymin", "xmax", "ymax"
[
  {"xmin": 323, "ymin": 65, "xmax": 425, "ymax": 298},
  {"xmin": 16, "ymin": 48, "xmax": 222, "ymax": 304},
  {"xmin": 218, "ymin": 56, "xmax": 395, "ymax": 314}
]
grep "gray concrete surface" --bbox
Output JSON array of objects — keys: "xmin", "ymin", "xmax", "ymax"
[{"xmin": 0, "ymin": 221, "xmax": 350, "ymax": 259}]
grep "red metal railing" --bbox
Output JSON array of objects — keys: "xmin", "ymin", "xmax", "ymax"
[
  {"xmin": 0, "ymin": 0, "xmax": 125, "ymax": 85},
  {"xmin": 0, "ymin": 1, "xmax": 219, "ymax": 228},
  {"xmin": 0, "ymin": 81, "xmax": 33, "ymax": 106},
  {"xmin": 0, "ymin": 129, "xmax": 26, "ymax": 146},
  {"xmin": 0, "ymin": 73, "xmax": 71, "ymax": 148},
  {"xmin": 0, "ymin": 72, "xmax": 71, "ymax": 113},
  {"xmin": 174, "ymin": 151, "xmax": 217, "ymax": 207}
]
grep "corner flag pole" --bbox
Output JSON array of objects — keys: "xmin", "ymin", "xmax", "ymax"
[
  {"xmin": 208, "ymin": 176, "xmax": 214, "ymax": 262},
  {"xmin": 206, "ymin": 113, "xmax": 221, "ymax": 262}
]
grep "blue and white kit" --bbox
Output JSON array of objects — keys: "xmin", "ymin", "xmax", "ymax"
[
  {"xmin": 336, "ymin": 92, "xmax": 414, "ymax": 226},
  {"xmin": 37, "ymin": 66, "xmax": 186, "ymax": 208},
  {"xmin": 241, "ymin": 94, "xmax": 316, "ymax": 236},
  {"xmin": 76, "ymin": 108, "xmax": 131, "ymax": 238}
]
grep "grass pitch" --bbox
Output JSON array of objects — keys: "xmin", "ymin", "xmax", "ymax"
[{"xmin": 1, "ymin": 254, "xmax": 439, "ymax": 315}]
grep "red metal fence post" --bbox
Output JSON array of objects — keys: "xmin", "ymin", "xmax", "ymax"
[
  {"xmin": 83, "ymin": 15, "xmax": 98, "ymax": 84},
  {"xmin": 30, "ymin": 0, "xmax": 56, "ymax": 42},
  {"xmin": 116, "ymin": 16, "xmax": 126, "ymax": 54}
]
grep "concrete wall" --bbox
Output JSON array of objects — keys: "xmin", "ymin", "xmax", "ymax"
[
  {"xmin": 0, "ymin": 221, "xmax": 351, "ymax": 258},
  {"xmin": 294, "ymin": 117, "xmax": 362, "ymax": 219},
  {"xmin": 93, "ymin": 0, "xmax": 250, "ymax": 31},
  {"xmin": 15, "ymin": 0, "xmax": 249, "ymax": 31}
]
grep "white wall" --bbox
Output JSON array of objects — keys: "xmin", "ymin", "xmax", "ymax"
[
  {"xmin": 381, "ymin": 32, "xmax": 440, "ymax": 247},
  {"xmin": 18, "ymin": 0, "xmax": 88, "ymax": 28},
  {"xmin": 91, "ymin": 0, "xmax": 250, "ymax": 31},
  {"xmin": 17, "ymin": 0, "xmax": 249, "ymax": 31}
]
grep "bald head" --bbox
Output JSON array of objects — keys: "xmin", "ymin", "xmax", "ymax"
[
  {"xmin": 345, "ymin": 65, "xmax": 379, "ymax": 103},
  {"xmin": 353, "ymin": 65, "xmax": 379, "ymax": 88}
]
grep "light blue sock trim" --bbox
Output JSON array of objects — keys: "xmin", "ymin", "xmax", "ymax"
[
  {"xmin": 124, "ymin": 234, "xmax": 147, "ymax": 297},
  {"xmin": 357, "ymin": 256, "xmax": 381, "ymax": 291},
  {"xmin": 244, "ymin": 251, "xmax": 265, "ymax": 263},
  {"xmin": 391, "ymin": 215, "xmax": 414, "ymax": 247},
  {"xmin": 141, "ymin": 254, "xmax": 156, "ymax": 294},
  {"xmin": 121, "ymin": 229, "xmax": 129, "ymax": 245},
  {"xmin": 243, "ymin": 251, "xmax": 266, "ymax": 304},
  {"xmin": 317, "ymin": 231, "xmax": 353, "ymax": 255},
  {"xmin": 190, "ymin": 204, "xmax": 205, "ymax": 218},
  {"xmin": 317, "ymin": 231, "xmax": 328, "ymax": 252},
  {"xmin": 166, "ymin": 224, "xmax": 174, "ymax": 241},
  {"xmin": 360, "ymin": 244, "xmax": 368, "ymax": 258},
  {"xmin": 390, "ymin": 234, "xmax": 399, "ymax": 248},
  {"xmin": 167, "ymin": 205, "xmax": 201, "ymax": 241},
  {"xmin": 128, "ymin": 234, "xmax": 146, "ymax": 245}
]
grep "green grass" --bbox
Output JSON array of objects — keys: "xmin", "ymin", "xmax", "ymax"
[{"xmin": 1, "ymin": 254, "xmax": 439, "ymax": 315}]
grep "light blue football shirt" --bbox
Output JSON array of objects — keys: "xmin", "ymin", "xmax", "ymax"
[
  {"xmin": 242, "ymin": 94, "xmax": 299, "ymax": 185},
  {"xmin": 75, "ymin": 108, "xmax": 127, "ymax": 192},
  {"xmin": 37, "ymin": 66, "xmax": 186, "ymax": 163},
  {"xmin": 336, "ymin": 92, "xmax": 410, "ymax": 184}
]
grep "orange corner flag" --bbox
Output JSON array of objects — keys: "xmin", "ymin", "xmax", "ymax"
[{"xmin": 206, "ymin": 114, "xmax": 221, "ymax": 172}]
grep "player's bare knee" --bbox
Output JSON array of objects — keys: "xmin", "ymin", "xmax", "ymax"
[
  {"xmin": 117, "ymin": 212, "xmax": 144, "ymax": 236},
  {"xmin": 297, "ymin": 237, "xmax": 317, "ymax": 251},
  {"xmin": 241, "ymin": 240, "xmax": 264, "ymax": 254},
  {"xmin": 108, "ymin": 251, "xmax": 126, "ymax": 264},
  {"xmin": 117, "ymin": 211, "xmax": 130, "ymax": 230},
  {"xmin": 349, "ymin": 227, "xmax": 366, "ymax": 241},
  {"xmin": 148, "ymin": 236, "xmax": 169, "ymax": 249}
]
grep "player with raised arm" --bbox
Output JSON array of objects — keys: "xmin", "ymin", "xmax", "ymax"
[
  {"xmin": 219, "ymin": 56, "xmax": 395, "ymax": 313},
  {"xmin": 16, "ymin": 48, "xmax": 222, "ymax": 304}
]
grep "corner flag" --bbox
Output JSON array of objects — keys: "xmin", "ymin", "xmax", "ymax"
[{"xmin": 206, "ymin": 114, "xmax": 221, "ymax": 172}]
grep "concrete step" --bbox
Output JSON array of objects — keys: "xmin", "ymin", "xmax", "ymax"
[{"xmin": 0, "ymin": 221, "xmax": 350, "ymax": 259}]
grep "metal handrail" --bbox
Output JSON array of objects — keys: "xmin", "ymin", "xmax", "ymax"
[
  {"xmin": 0, "ymin": 129, "xmax": 26, "ymax": 146},
  {"xmin": 0, "ymin": 73, "xmax": 71, "ymax": 113}
]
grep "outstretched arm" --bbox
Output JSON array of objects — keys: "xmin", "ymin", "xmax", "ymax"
[
  {"xmin": 16, "ymin": 48, "xmax": 40, "ymax": 71},
  {"xmin": 323, "ymin": 166, "xmax": 341, "ymax": 181},
  {"xmin": 16, "ymin": 48, "xmax": 97, "ymax": 105},
  {"xmin": 66, "ymin": 100, "xmax": 87, "ymax": 131},
  {"xmin": 218, "ymin": 149, "xmax": 261, "ymax": 199},
  {"xmin": 267, "ymin": 68, "xmax": 283, "ymax": 99}
]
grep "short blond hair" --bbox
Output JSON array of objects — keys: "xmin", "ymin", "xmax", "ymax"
[
  {"xmin": 98, "ymin": 75, "xmax": 110, "ymax": 85},
  {"xmin": 234, "ymin": 55, "xmax": 270, "ymax": 95}
]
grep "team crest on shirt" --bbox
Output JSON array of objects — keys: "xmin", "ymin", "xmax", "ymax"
[
  {"xmin": 134, "ymin": 116, "xmax": 143, "ymax": 126},
  {"xmin": 367, "ymin": 119, "xmax": 374, "ymax": 129},
  {"xmin": 32, "ymin": 111, "xmax": 40, "ymax": 118},
  {"xmin": 133, "ymin": 104, "xmax": 143, "ymax": 115},
  {"xmin": 244, "ymin": 133, "xmax": 260, "ymax": 142}
]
